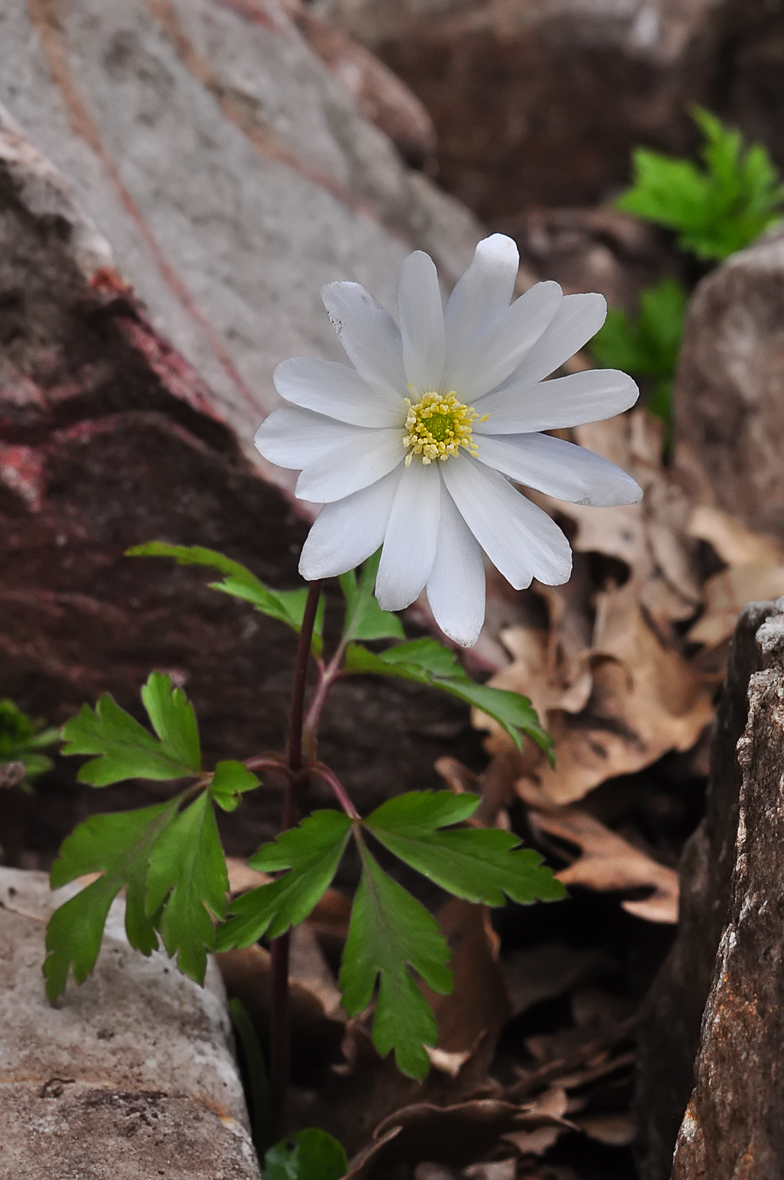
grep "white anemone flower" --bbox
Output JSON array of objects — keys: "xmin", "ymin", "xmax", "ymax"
[{"xmin": 256, "ymin": 234, "xmax": 642, "ymax": 647}]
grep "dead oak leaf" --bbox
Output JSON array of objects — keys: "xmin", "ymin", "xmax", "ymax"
[
  {"xmin": 480, "ymin": 581, "xmax": 713, "ymax": 805},
  {"xmin": 526, "ymin": 807, "xmax": 678, "ymax": 924},
  {"xmin": 345, "ymin": 1099, "xmax": 575, "ymax": 1179}
]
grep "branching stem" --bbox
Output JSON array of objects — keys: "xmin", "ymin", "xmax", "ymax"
[{"xmin": 310, "ymin": 762, "xmax": 361, "ymax": 820}]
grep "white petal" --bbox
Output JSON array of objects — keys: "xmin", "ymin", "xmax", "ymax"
[
  {"xmin": 299, "ymin": 468, "xmax": 402, "ymax": 580},
  {"xmin": 274, "ymin": 357, "xmax": 403, "ymax": 428},
  {"xmin": 255, "ymin": 406, "xmax": 367, "ymax": 469},
  {"xmin": 503, "ymin": 292, "xmax": 607, "ymax": 386},
  {"xmin": 442, "ymin": 456, "xmax": 572, "ymax": 588},
  {"xmin": 448, "ymin": 281, "xmax": 562, "ymax": 402},
  {"xmin": 476, "ymin": 432, "xmax": 643, "ymax": 506},
  {"xmin": 426, "ymin": 487, "xmax": 486, "ymax": 647},
  {"xmin": 397, "ymin": 250, "xmax": 446, "ymax": 395},
  {"xmin": 474, "ymin": 369, "xmax": 639, "ymax": 435},
  {"xmin": 322, "ymin": 281, "xmax": 407, "ymax": 402},
  {"xmin": 442, "ymin": 234, "xmax": 519, "ymax": 382},
  {"xmin": 376, "ymin": 459, "xmax": 442, "ymax": 610},
  {"xmin": 295, "ymin": 428, "xmax": 404, "ymax": 503}
]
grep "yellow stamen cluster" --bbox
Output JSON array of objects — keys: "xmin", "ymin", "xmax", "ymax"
[{"xmin": 402, "ymin": 391, "xmax": 485, "ymax": 466}]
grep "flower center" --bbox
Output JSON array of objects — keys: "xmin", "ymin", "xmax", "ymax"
[{"xmin": 402, "ymin": 391, "xmax": 485, "ymax": 466}]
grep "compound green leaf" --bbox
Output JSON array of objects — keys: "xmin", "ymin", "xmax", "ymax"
[
  {"xmin": 343, "ymin": 640, "xmax": 552, "ymax": 758},
  {"xmin": 366, "ymin": 791, "xmax": 567, "ymax": 907},
  {"xmin": 339, "ymin": 839, "xmax": 452, "ymax": 1080},
  {"xmin": 44, "ymin": 800, "xmax": 180, "ymax": 1001},
  {"xmin": 263, "ymin": 1128, "xmax": 348, "ymax": 1180},
  {"xmin": 591, "ymin": 277, "xmax": 687, "ymax": 432},
  {"xmin": 436, "ymin": 679, "xmax": 554, "ymax": 761},
  {"xmin": 145, "ymin": 791, "xmax": 228, "ymax": 983},
  {"xmin": 127, "ymin": 542, "xmax": 324, "ymax": 654},
  {"xmin": 616, "ymin": 106, "xmax": 784, "ymax": 262},
  {"xmin": 339, "ymin": 551, "xmax": 404, "ymax": 643},
  {"xmin": 0, "ymin": 699, "xmax": 59, "ymax": 791},
  {"xmin": 61, "ymin": 673, "xmax": 201, "ymax": 785},
  {"xmin": 209, "ymin": 760, "xmax": 260, "ymax": 812},
  {"xmin": 215, "ymin": 810, "xmax": 353, "ymax": 950}
]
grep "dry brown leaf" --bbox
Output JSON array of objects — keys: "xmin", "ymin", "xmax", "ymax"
[
  {"xmin": 490, "ymin": 627, "xmax": 593, "ymax": 722},
  {"xmin": 483, "ymin": 580, "xmax": 713, "ymax": 805},
  {"xmin": 463, "ymin": 1162, "xmax": 517, "ymax": 1179},
  {"xmin": 688, "ymin": 564, "xmax": 784, "ymax": 646},
  {"xmin": 500, "ymin": 944, "xmax": 611, "ymax": 1018},
  {"xmin": 424, "ymin": 896, "xmax": 512, "ymax": 1056},
  {"xmin": 526, "ymin": 806, "xmax": 678, "ymax": 923},
  {"xmin": 687, "ymin": 504, "xmax": 784, "ymax": 566},
  {"xmin": 345, "ymin": 1099, "xmax": 575, "ymax": 1179},
  {"xmin": 289, "ymin": 922, "xmax": 344, "ymax": 1016},
  {"xmin": 225, "ymin": 855, "xmax": 270, "ymax": 894},
  {"xmin": 215, "ymin": 943, "xmax": 346, "ymax": 1069},
  {"xmin": 683, "ymin": 505, "xmax": 784, "ymax": 647},
  {"xmin": 576, "ymin": 1112, "xmax": 635, "ymax": 1146},
  {"xmin": 414, "ymin": 1166, "xmax": 457, "ymax": 1180},
  {"xmin": 501, "ymin": 1087, "xmax": 569, "ymax": 1156}
]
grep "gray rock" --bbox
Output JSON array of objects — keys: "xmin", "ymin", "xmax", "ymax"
[
  {"xmin": 708, "ymin": 0, "xmax": 784, "ymax": 178},
  {"xmin": 634, "ymin": 597, "xmax": 784, "ymax": 1180},
  {"xmin": 674, "ymin": 229, "xmax": 784, "ymax": 542},
  {"xmin": 315, "ymin": 0, "xmax": 722, "ymax": 219},
  {"xmin": 0, "ymin": 866, "xmax": 260, "ymax": 1179},
  {"xmin": 0, "ymin": 114, "xmax": 473, "ymax": 870},
  {"xmin": 669, "ymin": 600, "xmax": 784, "ymax": 1178},
  {"xmin": 0, "ymin": 0, "xmax": 481, "ymax": 474}
]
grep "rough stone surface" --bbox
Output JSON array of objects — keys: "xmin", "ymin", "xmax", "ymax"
[
  {"xmin": 0, "ymin": 866, "xmax": 260, "ymax": 1179},
  {"xmin": 673, "ymin": 228, "xmax": 784, "ymax": 542},
  {"xmin": 708, "ymin": 0, "xmax": 784, "ymax": 176},
  {"xmin": 0, "ymin": 115, "xmax": 477, "ymax": 872},
  {"xmin": 634, "ymin": 597, "xmax": 784, "ymax": 1180},
  {"xmin": 283, "ymin": 0, "xmax": 437, "ymax": 169},
  {"xmin": 669, "ymin": 601, "xmax": 784, "ymax": 1178},
  {"xmin": 316, "ymin": 0, "xmax": 722, "ymax": 219},
  {"xmin": 0, "ymin": 0, "xmax": 481, "ymax": 474}
]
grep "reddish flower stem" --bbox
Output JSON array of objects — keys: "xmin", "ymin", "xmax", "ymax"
[
  {"xmin": 269, "ymin": 578, "xmax": 323, "ymax": 1142},
  {"xmin": 310, "ymin": 762, "xmax": 361, "ymax": 820}
]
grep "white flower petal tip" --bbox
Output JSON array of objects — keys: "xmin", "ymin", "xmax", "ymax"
[
  {"xmin": 430, "ymin": 612, "xmax": 483, "ymax": 649},
  {"xmin": 475, "ymin": 432, "xmax": 643, "ymax": 508}
]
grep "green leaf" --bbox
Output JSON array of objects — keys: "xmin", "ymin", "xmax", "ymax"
[
  {"xmin": 339, "ymin": 838, "xmax": 452, "ymax": 1080},
  {"xmin": 44, "ymin": 800, "xmax": 180, "ymax": 1001},
  {"xmin": 141, "ymin": 671, "xmax": 200, "ymax": 773},
  {"xmin": 616, "ymin": 106, "xmax": 784, "ymax": 262},
  {"xmin": 366, "ymin": 791, "xmax": 567, "ymax": 906},
  {"xmin": 343, "ymin": 639, "xmax": 552, "ymax": 758},
  {"xmin": 263, "ymin": 1128, "xmax": 348, "ymax": 1180},
  {"xmin": 229, "ymin": 998, "xmax": 271, "ymax": 1155},
  {"xmin": 438, "ymin": 679, "xmax": 554, "ymax": 761},
  {"xmin": 61, "ymin": 673, "xmax": 201, "ymax": 786},
  {"xmin": 210, "ymin": 760, "xmax": 260, "ymax": 812},
  {"xmin": 339, "ymin": 550, "xmax": 405, "ymax": 643},
  {"xmin": 215, "ymin": 810, "xmax": 353, "ymax": 950},
  {"xmin": 0, "ymin": 699, "xmax": 59, "ymax": 791},
  {"xmin": 591, "ymin": 277, "xmax": 687, "ymax": 431},
  {"xmin": 145, "ymin": 791, "xmax": 228, "ymax": 983},
  {"xmin": 127, "ymin": 542, "xmax": 324, "ymax": 655}
]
